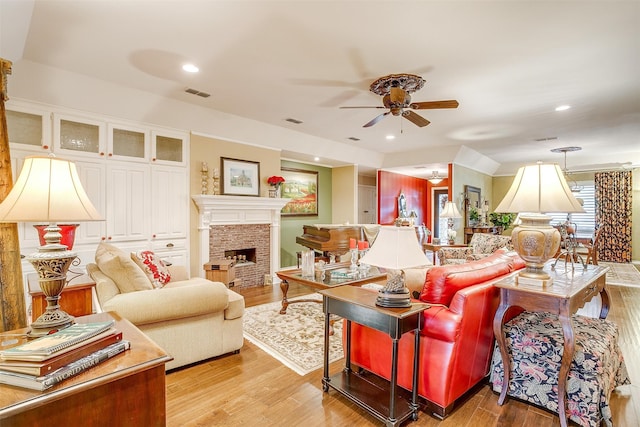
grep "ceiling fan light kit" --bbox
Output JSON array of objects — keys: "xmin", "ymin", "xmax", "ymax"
[
  {"xmin": 551, "ymin": 146, "xmax": 584, "ymax": 193},
  {"xmin": 340, "ymin": 73, "xmax": 459, "ymax": 128}
]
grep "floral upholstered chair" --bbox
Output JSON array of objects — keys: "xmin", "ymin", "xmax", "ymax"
[{"xmin": 438, "ymin": 233, "xmax": 512, "ymax": 265}]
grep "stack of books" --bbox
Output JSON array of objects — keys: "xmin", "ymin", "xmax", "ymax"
[{"xmin": 0, "ymin": 320, "xmax": 130, "ymax": 391}]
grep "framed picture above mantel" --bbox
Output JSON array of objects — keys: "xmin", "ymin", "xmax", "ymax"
[
  {"xmin": 280, "ymin": 167, "xmax": 318, "ymax": 216},
  {"xmin": 221, "ymin": 157, "xmax": 260, "ymax": 196}
]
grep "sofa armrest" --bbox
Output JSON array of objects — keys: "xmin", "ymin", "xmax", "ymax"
[
  {"xmin": 101, "ymin": 281, "xmax": 230, "ymax": 326},
  {"xmin": 421, "ymin": 281, "xmax": 498, "ymax": 343}
]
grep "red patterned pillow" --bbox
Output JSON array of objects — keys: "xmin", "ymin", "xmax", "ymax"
[{"xmin": 131, "ymin": 251, "xmax": 171, "ymax": 288}]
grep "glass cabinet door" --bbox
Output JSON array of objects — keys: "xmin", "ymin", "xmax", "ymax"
[
  {"xmin": 151, "ymin": 130, "xmax": 187, "ymax": 165},
  {"xmin": 54, "ymin": 113, "xmax": 106, "ymax": 157},
  {"xmin": 109, "ymin": 124, "xmax": 149, "ymax": 162},
  {"xmin": 6, "ymin": 106, "xmax": 52, "ymax": 152}
]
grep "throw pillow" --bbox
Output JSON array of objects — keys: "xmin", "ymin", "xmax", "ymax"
[
  {"xmin": 95, "ymin": 242, "xmax": 153, "ymax": 293},
  {"xmin": 131, "ymin": 250, "xmax": 171, "ymax": 288}
]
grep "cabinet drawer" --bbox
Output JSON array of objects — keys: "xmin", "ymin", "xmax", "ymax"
[{"xmin": 151, "ymin": 239, "xmax": 186, "ymax": 252}]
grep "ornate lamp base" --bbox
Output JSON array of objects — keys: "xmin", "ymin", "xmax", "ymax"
[
  {"xmin": 27, "ymin": 246, "xmax": 77, "ymax": 337},
  {"xmin": 511, "ymin": 214, "xmax": 561, "ymax": 286},
  {"xmin": 375, "ymin": 270, "xmax": 412, "ymax": 308}
]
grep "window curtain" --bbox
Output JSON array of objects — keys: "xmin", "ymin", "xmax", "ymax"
[{"xmin": 594, "ymin": 170, "xmax": 632, "ymax": 263}]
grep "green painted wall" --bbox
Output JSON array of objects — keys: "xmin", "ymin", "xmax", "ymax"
[{"xmin": 280, "ymin": 160, "xmax": 333, "ymax": 268}]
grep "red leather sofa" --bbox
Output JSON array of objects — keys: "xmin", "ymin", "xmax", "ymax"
[{"xmin": 346, "ymin": 249, "xmax": 525, "ymax": 419}]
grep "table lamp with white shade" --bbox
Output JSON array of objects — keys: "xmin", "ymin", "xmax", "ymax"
[
  {"xmin": 0, "ymin": 155, "xmax": 103, "ymax": 336},
  {"xmin": 440, "ymin": 201, "xmax": 461, "ymax": 230},
  {"xmin": 359, "ymin": 226, "xmax": 430, "ymax": 308},
  {"xmin": 494, "ymin": 162, "xmax": 584, "ymax": 286}
]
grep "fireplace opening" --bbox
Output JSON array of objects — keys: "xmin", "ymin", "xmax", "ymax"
[{"xmin": 224, "ymin": 248, "xmax": 256, "ymax": 267}]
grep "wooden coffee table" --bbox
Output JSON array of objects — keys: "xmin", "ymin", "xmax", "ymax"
[{"xmin": 276, "ymin": 263, "xmax": 386, "ymax": 314}]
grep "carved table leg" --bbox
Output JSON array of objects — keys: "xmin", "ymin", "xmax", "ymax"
[
  {"xmin": 493, "ymin": 299, "xmax": 511, "ymax": 405},
  {"xmin": 279, "ymin": 279, "xmax": 290, "ymax": 314},
  {"xmin": 557, "ymin": 313, "xmax": 575, "ymax": 427}
]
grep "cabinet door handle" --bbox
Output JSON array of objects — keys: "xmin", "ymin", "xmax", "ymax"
[
  {"xmin": 42, "ymin": 145, "xmax": 49, "ymax": 150},
  {"xmin": 101, "ymin": 236, "xmax": 106, "ymax": 241},
  {"xmin": 152, "ymin": 234, "xmax": 156, "ymax": 238},
  {"xmin": 99, "ymin": 152, "xmax": 105, "ymax": 156},
  {"xmin": 107, "ymin": 236, "xmax": 112, "ymax": 240},
  {"xmin": 166, "ymin": 243, "xmax": 174, "ymax": 248},
  {"xmin": 152, "ymin": 158, "xmax": 157, "ymax": 162}
]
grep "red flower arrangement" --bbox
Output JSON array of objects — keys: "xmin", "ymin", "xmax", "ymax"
[{"xmin": 267, "ymin": 176, "xmax": 285, "ymax": 187}]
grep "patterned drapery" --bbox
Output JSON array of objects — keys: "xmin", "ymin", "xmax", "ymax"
[{"xmin": 594, "ymin": 171, "xmax": 632, "ymax": 263}]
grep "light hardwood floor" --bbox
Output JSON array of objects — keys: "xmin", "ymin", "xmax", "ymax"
[{"xmin": 166, "ymin": 281, "xmax": 639, "ymax": 427}]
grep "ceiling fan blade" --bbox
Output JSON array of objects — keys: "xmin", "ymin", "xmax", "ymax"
[
  {"xmin": 402, "ymin": 110, "xmax": 430, "ymax": 127},
  {"xmin": 410, "ymin": 100, "xmax": 459, "ymax": 110},
  {"xmin": 340, "ymin": 106, "xmax": 387, "ymax": 109},
  {"xmin": 390, "ymin": 87, "xmax": 406, "ymax": 104},
  {"xmin": 364, "ymin": 111, "xmax": 390, "ymax": 127}
]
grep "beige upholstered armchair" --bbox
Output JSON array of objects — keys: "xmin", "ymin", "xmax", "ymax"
[{"xmin": 438, "ymin": 233, "xmax": 512, "ymax": 265}]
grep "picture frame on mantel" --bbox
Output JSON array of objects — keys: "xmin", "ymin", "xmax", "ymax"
[
  {"xmin": 221, "ymin": 157, "xmax": 260, "ymax": 196},
  {"xmin": 280, "ymin": 167, "xmax": 318, "ymax": 216}
]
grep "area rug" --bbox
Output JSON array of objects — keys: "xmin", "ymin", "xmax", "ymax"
[
  {"xmin": 600, "ymin": 262, "xmax": 640, "ymax": 288},
  {"xmin": 242, "ymin": 294, "xmax": 343, "ymax": 376}
]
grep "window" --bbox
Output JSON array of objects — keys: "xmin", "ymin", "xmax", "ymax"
[{"xmin": 546, "ymin": 181, "xmax": 595, "ymax": 238}]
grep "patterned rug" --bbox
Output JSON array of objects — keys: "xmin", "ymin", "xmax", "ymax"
[
  {"xmin": 600, "ymin": 262, "xmax": 640, "ymax": 288},
  {"xmin": 242, "ymin": 294, "xmax": 343, "ymax": 376}
]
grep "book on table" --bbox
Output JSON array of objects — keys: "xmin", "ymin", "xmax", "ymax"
[
  {"xmin": 0, "ymin": 331, "xmax": 123, "ymax": 376},
  {"xmin": 0, "ymin": 340, "xmax": 131, "ymax": 391},
  {"xmin": 0, "ymin": 320, "xmax": 115, "ymax": 362}
]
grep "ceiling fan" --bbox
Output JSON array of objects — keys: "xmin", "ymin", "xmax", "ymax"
[{"xmin": 340, "ymin": 73, "xmax": 459, "ymax": 128}]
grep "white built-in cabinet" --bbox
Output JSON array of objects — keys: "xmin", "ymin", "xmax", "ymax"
[{"xmin": 5, "ymin": 100, "xmax": 190, "ymax": 289}]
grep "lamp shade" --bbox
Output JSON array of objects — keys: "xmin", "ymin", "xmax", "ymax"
[
  {"xmin": 359, "ymin": 226, "xmax": 429, "ymax": 270},
  {"xmin": 494, "ymin": 163, "xmax": 585, "ymax": 214},
  {"xmin": 0, "ymin": 156, "xmax": 103, "ymax": 222},
  {"xmin": 440, "ymin": 201, "xmax": 462, "ymax": 218}
]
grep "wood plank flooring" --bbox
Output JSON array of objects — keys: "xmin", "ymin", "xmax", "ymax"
[{"xmin": 166, "ymin": 281, "xmax": 640, "ymax": 427}]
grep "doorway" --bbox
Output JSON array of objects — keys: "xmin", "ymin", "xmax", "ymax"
[{"xmin": 432, "ymin": 188, "xmax": 449, "ymax": 239}]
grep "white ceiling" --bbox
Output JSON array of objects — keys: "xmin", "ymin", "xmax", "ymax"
[{"xmin": 1, "ymin": 0, "xmax": 639, "ymax": 177}]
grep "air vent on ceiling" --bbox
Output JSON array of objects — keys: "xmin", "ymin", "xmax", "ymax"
[
  {"xmin": 534, "ymin": 136, "xmax": 558, "ymax": 142},
  {"xmin": 348, "ymin": 137, "xmax": 360, "ymax": 141},
  {"xmin": 184, "ymin": 88, "xmax": 211, "ymax": 98},
  {"xmin": 285, "ymin": 118, "xmax": 303, "ymax": 124}
]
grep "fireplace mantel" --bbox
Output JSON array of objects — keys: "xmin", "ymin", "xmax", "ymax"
[{"xmin": 192, "ymin": 195, "xmax": 289, "ymax": 279}]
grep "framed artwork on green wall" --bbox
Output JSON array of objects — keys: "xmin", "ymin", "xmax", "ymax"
[{"xmin": 280, "ymin": 167, "xmax": 318, "ymax": 216}]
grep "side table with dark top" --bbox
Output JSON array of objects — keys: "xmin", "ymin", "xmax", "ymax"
[
  {"xmin": 492, "ymin": 264, "xmax": 610, "ymax": 427},
  {"xmin": 320, "ymin": 286, "xmax": 428, "ymax": 427},
  {"xmin": 0, "ymin": 311, "xmax": 172, "ymax": 426}
]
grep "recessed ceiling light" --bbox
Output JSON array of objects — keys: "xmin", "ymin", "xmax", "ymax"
[
  {"xmin": 555, "ymin": 105, "xmax": 571, "ymax": 111},
  {"xmin": 314, "ymin": 157, "xmax": 320, "ymax": 162},
  {"xmin": 386, "ymin": 135, "xmax": 395, "ymax": 140},
  {"xmin": 182, "ymin": 64, "xmax": 199, "ymax": 73}
]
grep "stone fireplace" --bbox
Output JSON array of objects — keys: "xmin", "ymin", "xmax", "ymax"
[{"xmin": 192, "ymin": 195, "xmax": 289, "ymax": 287}]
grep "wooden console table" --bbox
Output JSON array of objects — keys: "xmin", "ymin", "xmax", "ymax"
[
  {"xmin": 492, "ymin": 264, "xmax": 609, "ymax": 427},
  {"xmin": 0, "ymin": 312, "xmax": 172, "ymax": 426},
  {"xmin": 320, "ymin": 286, "xmax": 428, "ymax": 427}
]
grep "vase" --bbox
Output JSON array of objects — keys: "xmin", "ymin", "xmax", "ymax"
[
  {"xmin": 269, "ymin": 187, "xmax": 280, "ymax": 198},
  {"xmin": 448, "ymin": 239, "xmax": 455, "ymax": 245}
]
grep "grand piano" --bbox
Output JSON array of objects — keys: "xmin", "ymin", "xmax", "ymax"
[{"xmin": 296, "ymin": 224, "xmax": 373, "ymax": 259}]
